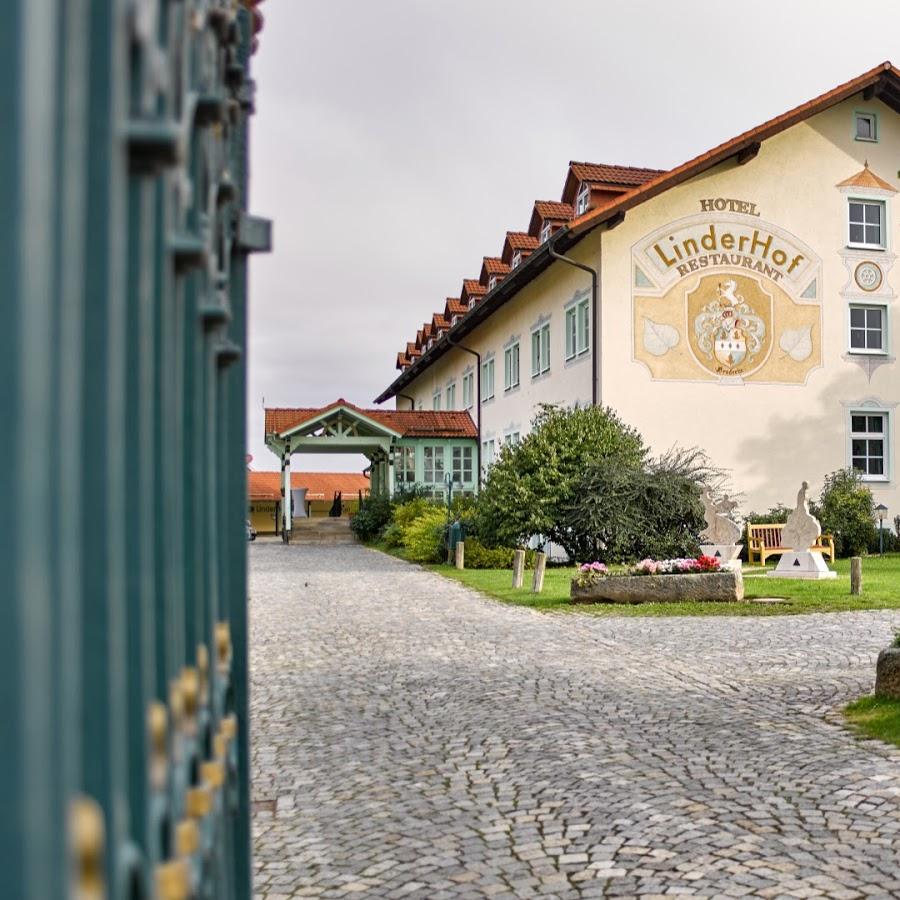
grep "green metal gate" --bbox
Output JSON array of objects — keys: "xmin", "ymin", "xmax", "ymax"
[{"xmin": 1, "ymin": 1, "xmax": 270, "ymax": 897}]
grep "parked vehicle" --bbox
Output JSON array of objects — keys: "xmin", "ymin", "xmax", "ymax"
[{"xmin": 247, "ymin": 520, "xmax": 257, "ymax": 542}]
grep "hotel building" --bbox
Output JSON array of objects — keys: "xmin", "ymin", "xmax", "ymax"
[{"xmin": 377, "ymin": 62, "xmax": 900, "ymax": 514}]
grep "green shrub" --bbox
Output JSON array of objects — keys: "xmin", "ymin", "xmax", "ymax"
[
  {"xmin": 401, "ymin": 507, "xmax": 448, "ymax": 563},
  {"xmin": 392, "ymin": 497, "xmax": 433, "ymax": 530},
  {"xmin": 463, "ymin": 539, "xmax": 535, "ymax": 569},
  {"xmin": 817, "ymin": 469, "xmax": 876, "ymax": 557},
  {"xmin": 349, "ymin": 494, "xmax": 392, "ymax": 542},
  {"xmin": 561, "ymin": 447, "xmax": 711, "ymax": 563},
  {"xmin": 473, "ymin": 404, "xmax": 646, "ymax": 557}
]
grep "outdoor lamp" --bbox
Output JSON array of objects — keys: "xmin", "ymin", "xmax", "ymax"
[{"xmin": 876, "ymin": 503, "xmax": 888, "ymax": 555}]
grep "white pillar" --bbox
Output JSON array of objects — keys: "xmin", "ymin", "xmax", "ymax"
[
  {"xmin": 282, "ymin": 447, "xmax": 292, "ymax": 535},
  {"xmin": 387, "ymin": 447, "xmax": 395, "ymax": 499}
]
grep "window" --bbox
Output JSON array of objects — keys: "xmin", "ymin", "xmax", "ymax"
[
  {"xmin": 451, "ymin": 315, "xmax": 459, "ymax": 326},
  {"xmin": 462, "ymin": 372, "xmax": 474, "ymax": 409},
  {"xmin": 481, "ymin": 358, "xmax": 495, "ymax": 401},
  {"xmin": 575, "ymin": 181, "xmax": 591, "ymax": 215},
  {"xmin": 488, "ymin": 275, "xmax": 499, "ymax": 290},
  {"xmin": 452, "ymin": 446, "xmax": 473, "ymax": 484},
  {"xmin": 423, "ymin": 446, "xmax": 445, "ymax": 483},
  {"xmin": 565, "ymin": 298, "xmax": 590, "ymax": 360},
  {"xmin": 504, "ymin": 342, "xmax": 520, "ymax": 391},
  {"xmin": 539, "ymin": 220, "xmax": 553, "ymax": 244},
  {"xmin": 445, "ymin": 382, "xmax": 456, "ymax": 409},
  {"xmin": 855, "ymin": 112, "xmax": 877, "ymax": 142},
  {"xmin": 848, "ymin": 200, "xmax": 885, "ymax": 248},
  {"xmin": 849, "ymin": 304, "xmax": 886, "ymax": 353},
  {"xmin": 504, "ymin": 432, "xmax": 520, "ymax": 446},
  {"xmin": 851, "ymin": 413, "xmax": 888, "ymax": 479},
  {"xmin": 396, "ymin": 446, "xmax": 416, "ymax": 485},
  {"xmin": 481, "ymin": 439, "xmax": 495, "ymax": 470},
  {"xmin": 432, "ymin": 391, "xmax": 441, "ymax": 411},
  {"xmin": 468, "ymin": 297, "xmax": 477, "ymax": 310},
  {"xmin": 531, "ymin": 322, "xmax": 550, "ymax": 376},
  {"xmin": 511, "ymin": 250, "xmax": 522, "ymax": 270}
]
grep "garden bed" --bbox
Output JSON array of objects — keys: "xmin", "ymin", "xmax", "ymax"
[{"xmin": 570, "ymin": 570, "xmax": 744, "ymax": 604}]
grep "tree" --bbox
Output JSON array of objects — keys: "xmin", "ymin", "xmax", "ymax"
[
  {"xmin": 473, "ymin": 404, "xmax": 646, "ymax": 556},
  {"xmin": 817, "ymin": 468, "xmax": 876, "ymax": 557}
]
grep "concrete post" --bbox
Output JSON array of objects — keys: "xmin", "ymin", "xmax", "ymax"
[
  {"xmin": 850, "ymin": 556, "xmax": 862, "ymax": 596},
  {"xmin": 512, "ymin": 549, "xmax": 525, "ymax": 588},
  {"xmin": 531, "ymin": 552, "xmax": 547, "ymax": 593},
  {"xmin": 455, "ymin": 541, "xmax": 465, "ymax": 570},
  {"xmin": 281, "ymin": 449, "xmax": 292, "ymax": 542}
]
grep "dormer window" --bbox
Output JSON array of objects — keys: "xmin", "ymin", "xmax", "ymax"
[
  {"xmin": 488, "ymin": 275, "xmax": 498, "ymax": 290},
  {"xmin": 575, "ymin": 181, "xmax": 591, "ymax": 215},
  {"xmin": 451, "ymin": 315, "xmax": 459, "ymax": 326},
  {"xmin": 426, "ymin": 338, "xmax": 433, "ymax": 350},
  {"xmin": 511, "ymin": 250, "xmax": 522, "ymax": 270},
  {"xmin": 468, "ymin": 298, "xmax": 476, "ymax": 310},
  {"xmin": 539, "ymin": 220, "xmax": 553, "ymax": 244}
]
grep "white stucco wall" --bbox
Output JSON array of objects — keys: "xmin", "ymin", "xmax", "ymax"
[{"xmin": 398, "ymin": 94, "xmax": 900, "ymax": 518}]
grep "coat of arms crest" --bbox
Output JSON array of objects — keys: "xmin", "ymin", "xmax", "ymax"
[{"xmin": 693, "ymin": 279, "xmax": 766, "ymax": 374}]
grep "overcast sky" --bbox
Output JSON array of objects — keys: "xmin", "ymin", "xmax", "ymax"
[{"xmin": 246, "ymin": 0, "xmax": 899, "ymax": 473}]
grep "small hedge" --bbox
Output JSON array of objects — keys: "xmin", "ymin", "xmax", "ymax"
[{"xmin": 463, "ymin": 539, "xmax": 535, "ymax": 570}]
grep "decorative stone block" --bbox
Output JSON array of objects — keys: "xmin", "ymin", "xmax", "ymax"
[
  {"xmin": 768, "ymin": 550, "xmax": 836, "ymax": 580},
  {"xmin": 875, "ymin": 647, "xmax": 900, "ymax": 699},
  {"xmin": 570, "ymin": 570, "xmax": 744, "ymax": 605}
]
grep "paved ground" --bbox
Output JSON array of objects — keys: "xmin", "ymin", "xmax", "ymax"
[{"xmin": 250, "ymin": 543, "xmax": 900, "ymax": 899}]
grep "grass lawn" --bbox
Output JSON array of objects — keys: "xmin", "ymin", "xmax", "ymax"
[
  {"xmin": 844, "ymin": 695, "xmax": 900, "ymax": 748},
  {"xmin": 422, "ymin": 553, "xmax": 900, "ymax": 617}
]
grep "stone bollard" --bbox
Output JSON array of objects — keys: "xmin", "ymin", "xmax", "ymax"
[
  {"xmin": 455, "ymin": 541, "xmax": 465, "ymax": 570},
  {"xmin": 531, "ymin": 551, "xmax": 547, "ymax": 594},
  {"xmin": 850, "ymin": 556, "xmax": 862, "ymax": 596},
  {"xmin": 876, "ymin": 646, "xmax": 900, "ymax": 698},
  {"xmin": 512, "ymin": 549, "xmax": 526, "ymax": 588}
]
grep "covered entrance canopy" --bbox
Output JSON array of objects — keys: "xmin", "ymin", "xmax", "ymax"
[{"xmin": 264, "ymin": 399, "xmax": 478, "ymax": 537}]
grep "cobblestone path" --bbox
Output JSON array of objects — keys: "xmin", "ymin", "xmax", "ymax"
[{"xmin": 250, "ymin": 543, "xmax": 900, "ymax": 899}]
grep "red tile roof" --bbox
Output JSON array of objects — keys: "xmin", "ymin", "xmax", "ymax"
[
  {"xmin": 432, "ymin": 313, "xmax": 450, "ymax": 331},
  {"xmin": 248, "ymin": 471, "xmax": 371, "ymax": 502},
  {"xmin": 481, "ymin": 257, "xmax": 509, "ymax": 276},
  {"xmin": 444, "ymin": 298, "xmax": 468, "ymax": 318},
  {"xmin": 505, "ymin": 232, "xmax": 539, "ymax": 251},
  {"xmin": 570, "ymin": 61, "xmax": 900, "ymax": 237},
  {"xmin": 568, "ymin": 162, "xmax": 664, "ymax": 187},
  {"xmin": 396, "ymin": 351, "xmax": 409, "ymax": 369},
  {"xmin": 534, "ymin": 200, "xmax": 575, "ymax": 221},
  {"xmin": 265, "ymin": 400, "xmax": 478, "ymax": 438}
]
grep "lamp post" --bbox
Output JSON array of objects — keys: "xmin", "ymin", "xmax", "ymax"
[
  {"xmin": 876, "ymin": 503, "xmax": 888, "ymax": 556},
  {"xmin": 445, "ymin": 473, "xmax": 462, "ymax": 563}
]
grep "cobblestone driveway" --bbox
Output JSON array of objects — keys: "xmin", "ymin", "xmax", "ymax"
[{"xmin": 250, "ymin": 543, "xmax": 900, "ymax": 899}]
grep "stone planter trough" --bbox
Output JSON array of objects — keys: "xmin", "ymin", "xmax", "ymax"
[
  {"xmin": 875, "ymin": 646, "xmax": 900, "ymax": 699},
  {"xmin": 570, "ymin": 570, "xmax": 744, "ymax": 605}
]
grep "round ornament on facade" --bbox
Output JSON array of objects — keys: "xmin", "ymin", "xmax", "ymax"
[{"xmin": 854, "ymin": 260, "xmax": 883, "ymax": 292}]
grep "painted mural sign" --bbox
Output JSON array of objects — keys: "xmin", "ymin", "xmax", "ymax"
[{"xmin": 632, "ymin": 202, "xmax": 822, "ymax": 384}]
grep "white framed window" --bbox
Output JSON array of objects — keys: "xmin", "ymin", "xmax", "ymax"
[
  {"xmin": 462, "ymin": 372, "xmax": 474, "ymax": 409},
  {"xmin": 511, "ymin": 250, "xmax": 522, "ymax": 270},
  {"xmin": 452, "ymin": 446, "xmax": 473, "ymax": 484},
  {"xmin": 432, "ymin": 391, "xmax": 441, "ymax": 411},
  {"xmin": 396, "ymin": 446, "xmax": 416, "ymax": 485},
  {"xmin": 481, "ymin": 439, "xmax": 495, "ymax": 470},
  {"xmin": 504, "ymin": 431, "xmax": 521, "ymax": 446},
  {"xmin": 488, "ymin": 274, "xmax": 499, "ymax": 290},
  {"xmin": 468, "ymin": 297, "xmax": 476, "ymax": 310},
  {"xmin": 539, "ymin": 220, "xmax": 553, "ymax": 244},
  {"xmin": 575, "ymin": 181, "xmax": 591, "ymax": 215},
  {"xmin": 481, "ymin": 358, "xmax": 495, "ymax": 401},
  {"xmin": 848, "ymin": 199, "xmax": 885, "ymax": 249},
  {"xmin": 850, "ymin": 411, "xmax": 889, "ymax": 480},
  {"xmin": 849, "ymin": 304, "xmax": 887, "ymax": 354},
  {"xmin": 423, "ymin": 446, "xmax": 445, "ymax": 483},
  {"xmin": 504, "ymin": 342, "xmax": 520, "ymax": 391},
  {"xmin": 855, "ymin": 111, "xmax": 878, "ymax": 142},
  {"xmin": 445, "ymin": 382, "xmax": 456, "ymax": 409},
  {"xmin": 451, "ymin": 315, "xmax": 459, "ymax": 326},
  {"xmin": 565, "ymin": 297, "xmax": 590, "ymax": 360},
  {"xmin": 531, "ymin": 322, "xmax": 550, "ymax": 377}
]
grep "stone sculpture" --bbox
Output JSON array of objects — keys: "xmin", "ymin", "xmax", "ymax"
[
  {"xmin": 700, "ymin": 490, "xmax": 742, "ymax": 546},
  {"xmin": 768, "ymin": 480, "xmax": 836, "ymax": 580},
  {"xmin": 780, "ymin": 481, "xmax": 820, "ymax": 550}
]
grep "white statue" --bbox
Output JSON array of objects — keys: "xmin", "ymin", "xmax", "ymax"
[
  {"xmin": 781, "ymin": 481, "xmax": 821, "ymax": 551},
  {"xmin": 699, "ymin": 489, "xmax": 742, "ymax": 546}
]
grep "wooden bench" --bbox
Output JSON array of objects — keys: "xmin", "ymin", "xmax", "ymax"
[{"xmin": 747, "ymin": 523, "xmax": 835, "ymax": 565}]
